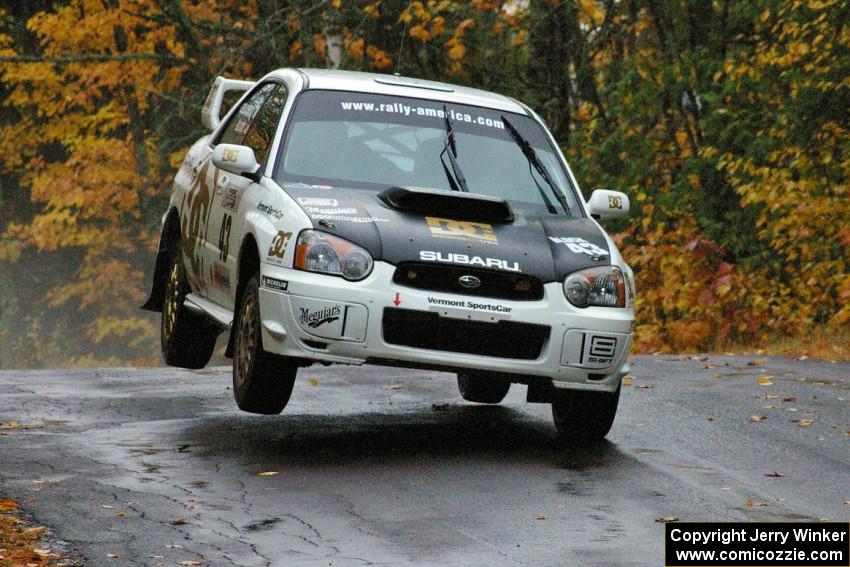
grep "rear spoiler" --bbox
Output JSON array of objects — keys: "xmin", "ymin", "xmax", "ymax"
[{"xmin": 200, "ymin": 76, "xmax": 255, "ymax": 131}]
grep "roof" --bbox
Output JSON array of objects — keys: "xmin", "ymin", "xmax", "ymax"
[{"xmin": 279, "ymin": 68, "xmax": 527, "ymax": 114}]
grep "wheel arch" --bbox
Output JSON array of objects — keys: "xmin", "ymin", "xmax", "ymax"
[
  {"xmin": 141, "ymin": 208, "xmax": 182, "ymax": 312},
  {"xmin": 225, "ymin": 232, "xmax": 261, "ymax": 358}
]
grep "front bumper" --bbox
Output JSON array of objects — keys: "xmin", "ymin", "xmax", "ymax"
[{"xmin": 258, "ymin": 262, "xmax": 634, "ymax": 392}]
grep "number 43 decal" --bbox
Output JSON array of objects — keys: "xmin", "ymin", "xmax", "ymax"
[{"xmin": 218, "ymin": 214, "xmax": 232, "ymax": 261}]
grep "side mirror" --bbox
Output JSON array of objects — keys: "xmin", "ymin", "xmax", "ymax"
[
  {"xmin": 587, "ymin": 189, "xmax": 629, "ymax": 219},
  {"xmin": 212, "ymin": 144, "xmax": 260, "ymax": 180}
]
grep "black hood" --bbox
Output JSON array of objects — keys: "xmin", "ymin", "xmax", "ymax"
[{"xmin": 285, "ymin": 184, "xmax": 611, "ymax": 283}]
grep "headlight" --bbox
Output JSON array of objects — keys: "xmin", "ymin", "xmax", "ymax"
[
  {"xmin": 563, "ymin": 266, "xmax": 626, "ymax": 308},
  {"xmin": 294, "ymin": 230, "xmax": 373, "ymax": 281}
]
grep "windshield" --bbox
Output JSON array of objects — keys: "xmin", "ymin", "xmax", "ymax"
[{"xmin": 275, "ymin": 90, "xmax": 581, "ymax": 217}]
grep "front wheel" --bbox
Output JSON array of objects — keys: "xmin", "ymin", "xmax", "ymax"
[
  {"xmin": 551, "ymin": 384, "xmax": 621, "ymax": 443},
  {"xmin": 457, "ymin": 372, "xmax": 511, "ymax": 404},
  {"xmin": 232, "ymin": 274, "xmax": 297, "ymax": 414},
  {"xmin": 161, "ymin": 250, "xmax": 218, "ymax": 369}
]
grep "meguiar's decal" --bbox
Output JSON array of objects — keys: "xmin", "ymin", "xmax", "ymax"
[
  {"xmin": 419, "ymin": 250, "xmax": 520, "ymax": 273},
  {"xmin": 267, "ymin": 231, "xmax": 292, "ymax": 264},
  {"xmin": 299, "ymin": 305, "xmax": 341, "ymax": 328},
  {"xmin": 425, "ymin": 217, "xmax": 497, "ymax": 244},
  {"xmin": 549, "ymin": 236, "xmax": 609, "ymax": 260}
]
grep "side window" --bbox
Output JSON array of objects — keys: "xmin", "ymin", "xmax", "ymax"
[
  {"xmin": 242, "ymin": 85, "xmax": 288, "ymax": 165},
  {"xmin": 216, "ymin": 83, "xmax": 277, "ymax": 146}
]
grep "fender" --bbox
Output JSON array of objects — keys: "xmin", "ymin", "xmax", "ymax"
[{"xmin": 141, "ymin": 209, "xmax": 180, "ymax": 312}]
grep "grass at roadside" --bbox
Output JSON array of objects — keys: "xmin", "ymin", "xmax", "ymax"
[
  {"xmin": 0, "ymin": 499, "xmax": 64, "ymax": 566},
  {"xmin": 712, "ymin": 326, "xmax": 850, "ymax": 362}
]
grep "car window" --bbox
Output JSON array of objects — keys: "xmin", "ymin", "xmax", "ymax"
[
  {"xmin": 277, "ymin": 90, "xmax": 580, "ymax": 216},
  {"xmin": 242, "ymin": 85, "xmax": 287, "ymax": 165},
  {"xmin": 216, "ymin": 83, "xmax": 277, "ymax": 146}
]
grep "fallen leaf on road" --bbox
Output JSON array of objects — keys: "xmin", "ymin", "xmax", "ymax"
[
  {"xmin": 748, "ymin": 358, "xmax": 767, "ymax": 366},
  {"xmin": 782, "ymin": 397, "xmax": 797, "ymax": 402},
  {"xmin": 756, "ymin": 376, "xmax": 774, "ymax": 385},
  {"xmin": 794, "ymin": 355, "xmax": 808, "ymax": 361},
  {"xmin": 764, "ymin": 472, "xmax": 784, "ymax": 477},
  {"xmin": 637, "ymin": 384, "xmax": 653, "ymax": 389},
  {"xmin": 762, "ymin": 393, "xmax": 779, "ymax": 399},
  {"xmin": 786, "ymin": 407, "xmax": 798, "ymax": 412},
  {"xmin": 745, "ymin": 498, "xmax": 769, "ymax": 507},
  {"xmin": 101, "ymin": 504, "xmax": 114, "ymax": 509},
  {"xmin": 387, "ymin": 384, "xmax": 403, "ymax": 390},
  {"xmin": 706, "ymin": 416, "xmax": 715, "ymax": 422},
  {"xmin": 179, "ymin": 561, "xmax": 203, "ymax": 566},
  {"xmin": 0, "ymin": 499, "xmax": 17, "ymax": 512},
  {"xmin": 796, "ymin": 419, "xmax": 814, "ymax": 427},
  {"xmin": 33, "ymin": 548, "xmax": 53, "ymax": 557},
  {"xmin": 622, "ymin": 376, "xmax": 632, "ymax": 386},
  {"xmin": 763, "ymin": 405, "xmax": 777, "ymax": 410},
  {"xmin": 257, "ymin": 471, "xmax": 279, "ymax": 477},
  {"xmin": 170, "ymin": 518, "xmax": 189, "ymax": 526},
  {"xmin": 20, "ymin": 527, "xmax": 45, "ymax": 539},
  {"xmin": 748, "ymin": 415, "xmax": 766, "ymax": 422},
  {"xmin": 107, "ymin": 553, "xmax": 120, "ymax": 558},
  {"xmin": 655, "ymin": 517, "xmax": 679, "ymax": 523},
  {"xmin": 118, "ymin": 512, "xmax": 126, "ymax": 517},
  {"xmin": 534, "ymin": 514, "xmax": 546, "ymax": 520},
  {"xmin": 309, "ymin": 377, "xmax": 318, "ymax": 386},
  {"xmin": 843, "ymin": 501, "xmax": 850, "ymax": 505}
]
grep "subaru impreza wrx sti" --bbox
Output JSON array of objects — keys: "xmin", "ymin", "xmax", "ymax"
[{"xmin": 143, "ymin": 68, "xmax": 635, "ymax": 441}]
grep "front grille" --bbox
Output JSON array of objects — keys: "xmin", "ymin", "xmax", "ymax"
[
  {"xmin": 392, "ymin": 262, "xmax": 544, "ymax": 301},
  {"xmin": 382, "ymin": 308, "xmax": 549, "ymax": 360}
]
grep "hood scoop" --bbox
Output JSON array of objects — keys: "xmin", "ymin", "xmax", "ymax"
[{"xmin": 378, "ymin": 186, "xmax": 514, "ymax": 223}]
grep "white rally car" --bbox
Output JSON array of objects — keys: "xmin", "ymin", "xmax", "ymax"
[{"xmin": 143, "ymin": 68, "xmax": 635, "ymax": 441}]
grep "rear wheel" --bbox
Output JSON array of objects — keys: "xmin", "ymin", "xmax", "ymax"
[
  {"xmin": 457, "ymin": 372, "xmax": 511, "ymax": 404},
  {"xmin": 551, "ymin": 384, "xmax": 620, "ymax": 443},
  {"xmin": 233, "ymin": 274, "xmax": 297, "ymax": 414},
  {"xmin": 161, "ymin": 251, "xmax": 218, "ymax": 369}
]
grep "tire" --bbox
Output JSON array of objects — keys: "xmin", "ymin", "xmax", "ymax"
[
  {"xmin": 551, "ymin": 384, "xmax": 621, "ymax": 443},
  {"xmin": 232, "ymin": 273, "xmax": 297, "ymax": 414},
  {"xmin": 161, "ymin": 251, "xmax": 218, "ymax": 369},
  {"xmin": 457, "ymin": 372, "xmax": 511, "ymax": 404}
]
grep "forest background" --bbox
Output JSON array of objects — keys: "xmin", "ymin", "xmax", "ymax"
[{"xmin": 0, "ymin": 0, "xmax": 847, "ymax": 368}]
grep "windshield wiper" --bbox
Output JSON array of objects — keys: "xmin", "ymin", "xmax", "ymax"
[
  {"xmin": 501, "ymin": 115, "xmax": 570, "ymax": 215},
  {"xmin": 440, "ymin": 105, "xmax": 469, "ymax": 192}
]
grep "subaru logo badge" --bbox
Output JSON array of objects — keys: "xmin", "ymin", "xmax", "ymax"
[{"xmin": 458, "ymin": 275, "xmax": 481, "ymax": 289}]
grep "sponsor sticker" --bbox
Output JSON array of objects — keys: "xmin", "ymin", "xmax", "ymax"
[
  {"xmin": 222, "ymin": 187, "xmax": 239, "ymax": 210},
  {"xmin": 211, "ymin": 261, "xmax": 231, "ymax": 290},
  {"xmin": 298, "ymin": 197, "xmax": 338, "ymax": 207},
  {"xmin": 419, "ymin": 250, "xmax": 520, "ymax": 273},
  {"xmin": 261, "ymin": 276, "xmax": 289, "ymax": 292},
  {"xmin": 310, "ymin": 213, "xmax": 389, "ymax": 224},
  {"xmin": 549, "ymin": 236, "xmax": 609, "ymax": 259},
  {"xmin": 426, "ymin": 217, "xmax": 497, "ymax": 243},
  {"xmin": 586, "ymin": 335, "xmax": 617, "ymax": 365},
  {"xmin": 267, "ymin": 231, "xmax": 292, "ymax": 264},
  {"xmin": 299, "ymin": 305, "xmax": 341, "ymax": 328},
  {"xmin": 427, "ymin": 296, "xmax": 512, "ymax": 314},
  {"xmin": 257, "ymin": 202, "xmax": 284, "ymax": 219},
  {"xmin": 304, "ymin": 207, "xmax": 358, "ymax": 215}
]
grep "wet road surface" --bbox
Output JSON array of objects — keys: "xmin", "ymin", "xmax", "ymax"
[{"xmin": 0, "ymin": 355, "xmax": 848, "ymax": 566}]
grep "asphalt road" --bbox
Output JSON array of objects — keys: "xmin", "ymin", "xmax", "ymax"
[{"xmin": 1, "ymin": 355, "xmax": 848, "ymax": 566}]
